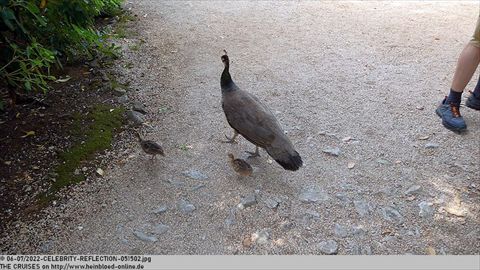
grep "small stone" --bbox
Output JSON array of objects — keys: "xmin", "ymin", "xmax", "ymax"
[
  {"xmin": 405, "ymin": 185, "xmax": 422, "ymax": 195},
  {"xmin": 322, "ymin": 147, "xmax": 341, "ymax": 156},
  {"xmin": 74, "ymin": 169, "xmax": 81, "ymax": 175},
  {"xmin": 342, "ymin": 136, "xmax": 352, "ymax": 143},
  {"xmin": 418, "ymin": 201, "xmax": 434, "ymax": 218},
  {"xmin": 299, "ymin": 188, "xmax": 329, "ymax": 203},
  {"xmin": 225, "ymin": 208, "xmax": 236, "ymax": 226},
  {"xmin": 347, "ymin": 162, "xmax": 355, "ymax": 169},
  {"xmin": 416, "ymin": 106, "xmax": 424, "ymax": 110},
  {"xmin": 24, "ymin": 185, "xmax": 32, "ymax": 192},
  {"xmin": 32, "ymin": 166, "xmax": 40, "ymax": 170},
  {"xmin": 418, "ymin": 135, "xmax": 430, "ymax": 140},
  {"xmin": 77, "ymin": 226, "xmax": 84, "ymax": 231},
  {"xmin": 153, "ymin": 224, "xmax": 169, "ymax": 235},
  {"xmin": 82, "ymin": 167, "xmax": 88, "ymax": 172},
  {"xmin": 132, "ymin": 101, "xmax": 147, "ymax": 114},
  {"xmin": 4, "ymin": 161, "xmax": 12, "ymax": 165},
  {"xmin": 354, "ymin": 200, "xmax": 370, "ymax": 217},
  {"xmin": 182, "ymin": 170, "xmax": 208, "ymax": 180},
  {"xmin": 318, "ymin": 240, "xmax": 338, "ymax": 255},
  {"xmin": 113, "ymin": 87, "xmax": 127, "ymax": 96},
  {"xmin": 376, "ymin": 158, "xmax": 391, "ymax": 165},
  {"xmin": 425, "ymin": 143, "xmax": 439, "ymax": 149},
  {"xmin": 267, "ymin": 159, "xmax": 273, "ymax": 164},
  {"xmin": 352, "ymin": 225, "xmax": 366, "ymax": 236},
  {"xmin": 178, "ymin": 199, "xmax": 196, "ymax": 213},
  {"xmin": 264, "ymin": 197, "xmax": 280, "ymax": 209},
  {"xmin": 152, "ymin": 205, "xmax": 167, "ymax": 214},
  {"xmin": 133, "ymin": 230, "xmax": 157, "ymax": 242},
  {"xmin": 117, "ymin": 95, "xmax": 129, "ymax": 104},
  {"xmin": 126, "ymin": 110, "xmax": 145, "ymax": 125},
  {"xmin": 382, "ymin": 206, "xmax": 404, "ymax": 224},
  {"xmin": 335, "ymin": 193, "xmax": 350, "ymax": 203},
  {"xmin": 242, "ymin": 235, "xmax": 253, "ymax": 248},
  {"xmin": 96, "ymin": 168, "xmax": 104, "ymax": 176},
  {"xmin": 334, "ymin": 224, "xmax": 348, "ymax": 238},
  {"xmin": 252, "ymin": 229, "xmax": 270, "ymax": 245},
  {"xmin": 238, "ymin": 194, "xmax": 257, "ymax": 209}
]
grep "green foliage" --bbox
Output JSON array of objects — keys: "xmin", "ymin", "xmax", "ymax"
[
  {"xmin": 0, "ymin": 0, "xmax": 123, "ymax": 98},
  {"xmin": 52, "ymin": 104, "xmax": 125, "ymax": 192}
]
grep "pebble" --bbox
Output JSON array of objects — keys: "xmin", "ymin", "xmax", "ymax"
[
  {"xmin": 264, "ymin": 197, "xmax": 280, "ymax": 209},
  {"xmin": 182, "ymin": 170, "xmax": 208, "ymax": 180},
  {"xmin": 418, "ymin": 201, "xmax": 434, "ymax": 218},
  {"xmin": 425, "ymin": 142, "xmax": 439, "ymax": 149},
  {"xmin": 335, "ymin": 193, "xmax": 350, "ymax": 204},
  {"xmin": 133, "ymin": 230, "xmax": 157, "ymax": 242},
  {"xmin": 126, "ymin": 110, "xmax": 145, "ymax": 125},
  {"xmin": 152, "ymin": 205, "xmax": 167, "ymax": 214},
  {"xmin": 113, "ymin": 87, "xmax": 127, "ymax": 96},
  {"xmin": 225, "ymin": 208, "xmax": 236, "ymax": 226},
  {"xmin": 318, "ymin": 240, "xmax": 338, "ymax": 255},
  {"xmin": 238, "ymin": 194, "xmax": 257, "ymax": 209},
  {"xmin": 405, "ymin": 185, "xmax": 422, "ymax": 196},
  {"xmin": 252, "ymin": 229, "xmax": 270, "ymax": 245},
  {"xmin": 352, "ymin": 225, "xmax": 366, "ymax": 237},
  {"xmin": 342, "ymin": 136, "xmax": 352, "ymax": 143},
  {"xmin": 347, "ymin": 162, "xmax": 355, "ymax": 169},
  {"xmin": 353, "ymin": 200, "xmax": 370, "ymax": 217},
  {"xmin": 178, "ymin": 199, "xmax": 196, "ymax": 213},
  {"xmin": 132, "ymin": 101, "xmax": 147, "ymax": 114},
  {"xmin": 418, "ymin": 135, "xmax": 430, "ymax": 140},
  {"xmin": 334, "ymin": 224, "xmax": 348, "ymax": 238},
  {"xmin": 117, "ymin": 95, "xmax": 129, "ymax": 104},
  {"xmin": 322, "ymin": 147, "xmax": 341, "ymax": 156},
  {"xmin": 376, "ymin": 158, "xmax": 391, "ymax": 165},
  {"xmin": 154, "ymin": 224, "xmax": 169, "ymax": 235},
  {"xmin": 382, "ymin": 206, "xmax": 404, "ymax": 224},
  {"xmin": 299, "ymin": 188, "xmax": 329, "ymax": 203}
]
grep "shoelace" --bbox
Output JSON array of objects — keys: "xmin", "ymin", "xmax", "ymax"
[{"xmin": 449, "ymin": 103, "xmax": 461, "ymax": 118}]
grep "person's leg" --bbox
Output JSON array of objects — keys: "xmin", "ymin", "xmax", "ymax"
[
  {"xmin": 437, "ymin": 15, "xmax": 480, "ymax": 132},
  {"xmin": 466, "ymin": 74, "xmax": 480, "ymax": 110}
]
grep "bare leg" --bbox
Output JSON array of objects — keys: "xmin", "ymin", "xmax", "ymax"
[
  {"xmin": 222, "ymin": 130, "xmax": 238, "ymax": 144},
  {"xmin": 246, "ymin": 146, "xmax": 260, "ymax": 158},
  {"xmin": 451, "ymin": 43, "xmax": 480, "ymax": 93}
]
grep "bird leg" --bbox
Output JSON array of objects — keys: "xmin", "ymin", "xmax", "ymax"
[
  {"xmin": 246, "ymin": 146, "xmax": 260, "ymax": 158},
  {"xmin": 222, "ymin": 130, "xmax": 238, "ymax": 144}
]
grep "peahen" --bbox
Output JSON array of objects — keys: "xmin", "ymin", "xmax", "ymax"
[{"xmin": 220, "ymin": 50, "xmax": 303, "ymax": 171}]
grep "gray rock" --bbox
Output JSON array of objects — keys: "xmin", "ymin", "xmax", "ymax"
[
  {"xmin": 318, "ymin": 240, "xmax": 338, "ymax": 255},
  {"xmin": 335, "ymin": 193, "xmax": 350, "ymax": 204},
  {"xmin": 299, "ymin": 188, "xmax": 329, "ymax": 203},
  {"xmin": 354, "ymin": 200, "xmax": 370, "ymax": 217},
  {"xmin": 405, "ymin": 185, "xmax": 422, "ymax": 195},
  {"xmin": 382, "ymin": 206, "xmax": 404, "ymax": 224},
  {"xmin": 334, "ymin": 224, "xmax": 348, "ymax": 238},
  {"xmin": 322, "ymin": 147, "xmax": 341, "ymax": 156},
  {"xmin": 152, "ymin": 205, "xmax": 167, "ymax": 214},
  {"xmin": 239, "ymin": 194, "xmax": 257, "ymax": 209},
  {"xmin": 39, "ymin": 240, "xmax": 54, "ymax": 253},
  {"xmin": 418, "ymin": 201, "xmax": 434, "ymax": 218},
  {"xmin": 225, "ymin": 208, "xmax": 236, "ymax": 226},
  {"xmin": 425, "ymin": 142, "xmax": 439, "ymax": 149},
  {"xmin": 191, "ymin": 184, "xmax": 206, "ymax": 191},
  {"xmin": 117, "ymin": 94, "xmax": 129, "ymax": 104},
  {"xmin": 376, "ymin": 158, "xmax": 392, "ymax": 165},
  {"xmin": 126, "ymin": 110, "xmax": 145, "ymax": 125},
  {"xmin": 113, "ymin": 87, "xmax": 127, "ymax": 96},
  {"xmin": 153, "ymin": 224, "xmax": 169, "ymax": 235},
  {"xmin": 178, "ymin": 199, "xmax": 196, "ymax": 213},
  {"xmin": 132, "ymin": 101, "xmax": 147, "ymax": 114},
  {"xmin": 182, "ymin": 170, "xmax": 208, "ymax": 180},
  {"xmin": 133, "ymin": 230, "xmax": 157, "ymax": 242},
  {"xmin": 254, "ymin": 229, "xmax": 270, "ymax": 245},
  {"xmin": 264, "ymin": 197, "xmax": 280, "ymax": 209},
  {"xmin": 352, "ymin": 225, "xmax": 366, "ymax": 237}
]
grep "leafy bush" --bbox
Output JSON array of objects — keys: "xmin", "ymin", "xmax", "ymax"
[{"xmin": 0, "ymin": 0, "xmax": 123, "ymax": 107}]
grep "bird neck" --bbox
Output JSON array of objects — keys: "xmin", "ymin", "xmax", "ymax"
[{"xmin": 221, "ymin": 65, "xmax": 236, "ymax": 91}]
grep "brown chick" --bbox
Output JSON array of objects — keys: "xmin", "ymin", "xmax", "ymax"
[
  {"xmin": 136, "ymin": 132, "xmax": 164, "ymax": 159},
  {"xmin": 228, "ymin": 153, "xmax": 253, "ymax": 176}
]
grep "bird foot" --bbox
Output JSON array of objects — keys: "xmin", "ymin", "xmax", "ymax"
[
  {"xmin": 221, "ymin": 134, "xmax": 238, "ymax": 144},
  {"xmin": 245, "ymin": 151, "xmax": 260, "ymax": 158}
]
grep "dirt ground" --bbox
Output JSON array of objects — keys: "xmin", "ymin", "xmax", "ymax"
[{"xmin": 1, "ymin": 1, "xmax": 479, "ymax": 255}]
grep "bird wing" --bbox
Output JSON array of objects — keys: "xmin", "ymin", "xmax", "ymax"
[{"xmin": 222, "ymin": 89, "xmax": 284, "ymax": 148}]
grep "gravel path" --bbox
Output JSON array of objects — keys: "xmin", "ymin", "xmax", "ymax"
[{"xmin": 2, "ymin": 1, "xmax": 479, "ymax": 255}]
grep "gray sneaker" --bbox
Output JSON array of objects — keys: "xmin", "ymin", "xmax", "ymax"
[{"xmin": 465, "ymin": 91, "xmax": 480, "ymax": 110}]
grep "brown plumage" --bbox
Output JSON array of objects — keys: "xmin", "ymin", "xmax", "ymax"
[
  {"xmin": 228, "ymin": 154, "xmax": 253, "ymax": 176},
  {"xmin": 135, "ymin": 132, "xmax": 164, "ymax": 159},
  {"xmin": 220, "ymin": 51, "xmax": 303, "ymax": 171}
]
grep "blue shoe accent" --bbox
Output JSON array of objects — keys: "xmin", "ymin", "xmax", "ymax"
[
  {"xmin": 465, "ymin": 91, "xmax": 480, "ymax": 110},
  {"xmin": 435, "ymin": 97, "xmax": 467, "ymax": 132}
]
